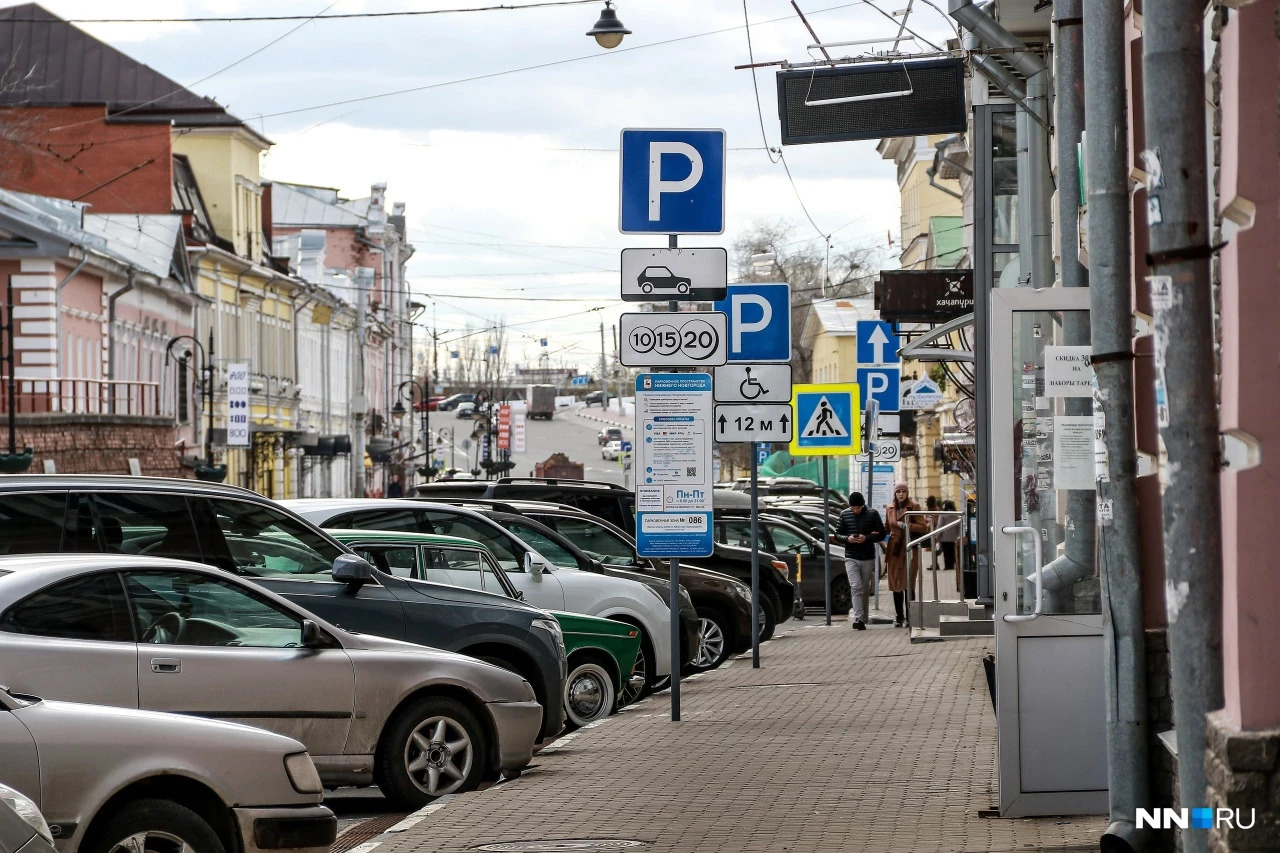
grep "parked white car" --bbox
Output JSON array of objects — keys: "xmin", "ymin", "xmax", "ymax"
[
  {"xmin": 0, "ymin": 554, "xmax": 542, "ymax": 808},
  {"xmin": 0, "ymin": 685, "xmax": 333, "ymax": 853},
  {"xmin": 279, "ymin": 499, "xmax": 677, "ymax": 695}
]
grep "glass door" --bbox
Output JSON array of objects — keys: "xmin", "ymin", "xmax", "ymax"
[{"xmin": 990, "ymin": 287, "xmax": 1107, "ymax": 817}]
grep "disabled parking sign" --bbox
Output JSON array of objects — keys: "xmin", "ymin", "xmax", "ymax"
[{"xmin": 789, "ymin": 383, "xmax": 862, "ymax": 456}]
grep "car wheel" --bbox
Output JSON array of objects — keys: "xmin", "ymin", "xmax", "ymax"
[
  {"xmin": 377, "ymin": 697, "xmax": 485, "ymax": 808},
  {"xmin": 86, "ymin": 799, "xmax": 225, "ymax": 853},
  {"xmin": 616, "ymin": 634, "xmax": 652, "ymax": 708},
  {"xmin": 760, "ymin": 588, "xmax": 781, "ymax": 642},
  {"xmin": 641, "ymin": 282, "xmax": 653, "ymax": 293},
  {"xmin": 687, "ymin": 608, "xmax": 732, "ymax": 672},
  {"xmin": 563, "ymin": 654, "xmax": 616, "ymax": 729},
  {"xmin": 677, "ymin": 282, "xmax": 690, "ymax": 294},
  {"xmin": 830, "ymin": 574, "xmax": 852, "ymax": 615}
]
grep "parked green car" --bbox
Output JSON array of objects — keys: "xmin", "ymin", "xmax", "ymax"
[{"xmin": 325, "ymin": 529, "xmax": 643, "ymax": 728}]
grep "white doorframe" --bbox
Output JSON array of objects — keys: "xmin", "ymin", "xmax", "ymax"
[{"xmin": 990, "ymin": 287, "xmax": 1107, "ymax": 817}]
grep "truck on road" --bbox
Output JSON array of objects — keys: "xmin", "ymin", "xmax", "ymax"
[{"xmin": 526, "ymin": 384, "xmax": 556, "ymax": 420}]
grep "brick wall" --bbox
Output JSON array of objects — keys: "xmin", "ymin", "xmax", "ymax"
[
  {"xmin": 0, "ymin": 106, "xmax": 173, "ymax": 213},
  {"xmin": 10, "ymin": 416, "xmax": 189, "ymax": 477},
  {"xmin": 1206, "ymin": 711, "xmax": 1280, "ymax": 851}
]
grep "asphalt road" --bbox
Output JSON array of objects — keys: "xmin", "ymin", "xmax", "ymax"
[{"xmin": 430, "ymin": 404, "xmax": 630, "ymax": 486}]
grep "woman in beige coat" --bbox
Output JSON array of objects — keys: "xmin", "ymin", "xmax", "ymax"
[{"xmin": 883, "ymin": 481, "xmax": 931, "ymax": 627}]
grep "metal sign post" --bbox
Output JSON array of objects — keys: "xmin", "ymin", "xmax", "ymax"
[
  {"xmin": 864, "ymin": 399, "xmax": 882, "ymax": 615},
  {"xmin": 749, "ymin": 446, "xmax": 761, "ymax": 667},
  {"xmin": 821, "ymin": 457, "xmax": 832, "ymax": 625}
]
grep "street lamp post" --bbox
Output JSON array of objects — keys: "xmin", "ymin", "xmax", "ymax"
[
  {"xmin": 391, "ymin": 379, "xmax": 430, "ymax": 481},
  {"xmin": 0, "ymin": 278, "xmax": 33, "ymax": 472},
  {"xmin": 165, "ymin": 329, "xmax": 226, "ymax": 482}
]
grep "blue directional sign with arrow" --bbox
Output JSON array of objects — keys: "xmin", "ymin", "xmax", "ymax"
[{"xmin": 855, "ymin": 320, "xmax": 900, "ymax": 365}]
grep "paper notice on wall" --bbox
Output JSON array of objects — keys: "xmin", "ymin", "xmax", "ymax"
[
  {"xmin": 1044, "ymin": 346, "xmax": 1095, "ymax": 397},
  {"xmin": 1053, "ymin": 415, "xmax": 1095, "ymax": 490}
]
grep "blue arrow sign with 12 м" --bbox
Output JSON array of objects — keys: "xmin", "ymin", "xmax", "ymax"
[{"xmin": 856, "ymin": 320, "xmax": 900, "ymax": 366}]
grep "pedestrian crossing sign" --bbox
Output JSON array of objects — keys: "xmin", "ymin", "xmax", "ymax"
[{"xmin": 789, "ymin": 383, "xmax": 862, "ymax": 456}]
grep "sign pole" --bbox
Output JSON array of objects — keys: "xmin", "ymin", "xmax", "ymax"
[
  {"xmin": 669, "ymin": 555, "xmax": 681, "ymax": 722},
  {"xmin": 864, "ymin": 399, "xmax": 880, "ymax": 614},
  {"xmin": 749, "ymin": 445, "xmax": 761, "ymax": 667},
  {"xmin": 822, "ymin": 456, "xmax": 832, "ymax": 626}
]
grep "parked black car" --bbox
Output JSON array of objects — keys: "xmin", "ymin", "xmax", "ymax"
[
  {"xmin": 429, "ymin": 499, "xmax": 760, "ymax": 671},
  {"xmin": 715, "ymin": 512, "xmax": 850, "ymax": 615},
  {"xmin": 281, "ymin": 499, "xmax": 698, "ymax": 705},
  {"xmin": 436, "ymin": 393, "xmax": 476, "ymax": 411},
  {"xmin": 413, "ymin": 477, "xmax": 751, "ymax": 536},
  {"xmin": 0, "ymin": 476, "xmax": 569, "ymax": 742}
]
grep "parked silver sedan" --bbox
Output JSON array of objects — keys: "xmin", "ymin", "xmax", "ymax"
[
  {"xmin": 0, "ymin": 686, "xmax": 333, "ymax": 853},
  {"xmin": 0, "ymin": 554, "xmax": 544, "ymax": 808}
]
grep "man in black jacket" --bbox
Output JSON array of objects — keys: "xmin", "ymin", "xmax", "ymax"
[{"xmin": 830, "ymin": 491, "xmax": 886, "ymax": 630}]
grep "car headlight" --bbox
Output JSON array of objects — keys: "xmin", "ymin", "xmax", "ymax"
[
  {"xmin": 283, "ymin": 752, "xmax": 323, "ymax": 795},
  {"xmin": 0, "ymin": 783, "xmax": 53, "ymax": 845},
  {"xmin": 531, "ymin": 617, "xmax": 565, "ymax": 652}
]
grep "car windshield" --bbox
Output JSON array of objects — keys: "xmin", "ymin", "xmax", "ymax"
[
  {"xmin": 545, "ymin": 517, "xmax": 636, "ymax": 567},
  {"xmin": 504, "ymin": 520, "xmax": 580, "ymax": 569}
]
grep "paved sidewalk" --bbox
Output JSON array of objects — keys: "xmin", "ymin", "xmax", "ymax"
[
  {"xmin": 575, "ymin": 404, "xmax": 633, "ymax": 429},
  {"xmin": 371, "ymin": 620, "xmax": 1104, "ymax": 853}
]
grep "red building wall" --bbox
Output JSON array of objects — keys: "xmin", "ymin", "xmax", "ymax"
[{"xmin": 0, "ymin": 106, "xmax": 173, "ymax": 213}]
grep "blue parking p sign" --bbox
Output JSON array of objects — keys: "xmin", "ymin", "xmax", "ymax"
[
  {"xmin": 620, "ymin": 129, "xmax": 725, "ymax": 234},
  {"xmin": 857, "ymin": 367, "xmax": 901, "ymax": 413},
  {"xmin": 713, "ymin": 282, "xmax": 791, "ymax": 362}
]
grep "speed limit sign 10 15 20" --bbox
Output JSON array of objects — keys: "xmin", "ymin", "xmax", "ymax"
[{"xmin": 619, "ymin": 312, "xmax": 727, "ymax": 367}]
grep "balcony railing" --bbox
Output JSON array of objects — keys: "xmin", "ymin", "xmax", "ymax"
[{"xmin": 0, "ymin": 378, "xmax": 163, "ymax": 418}]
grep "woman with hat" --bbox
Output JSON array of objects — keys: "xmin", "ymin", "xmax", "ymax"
[{"xmin": 883, "ymin": 480, "xmax": 931, "ymax": 627}]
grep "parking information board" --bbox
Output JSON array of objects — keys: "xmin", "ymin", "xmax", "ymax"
[
  {"xmin": 634, "ymin": 373, "xmax": 714, "ymax": 558},
  {"xmin": 226, "ymin": 363, "xmax": 250, "ymax": 446}
]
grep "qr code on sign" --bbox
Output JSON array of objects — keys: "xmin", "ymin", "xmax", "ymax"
[{"xmin": 686, "ymin": 466, "xmax": 697, "ymax": 476}]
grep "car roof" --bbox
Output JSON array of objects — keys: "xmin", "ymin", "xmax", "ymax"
[
  {"xmin": 324, "ymin": 528, "xmax": 482, "ymax": 549},
  {"xmin": 0, "ymin": 474, "xmax": 261, "ymax": 496},
  {"xmin": 0, "ymin": 554, "xmax": 251, "ymax": 599}
]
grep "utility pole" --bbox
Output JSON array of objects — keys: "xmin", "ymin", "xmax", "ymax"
[
  {"xmin": 611, "ymin": 323, "xmax": 618, "ymax": 412},
  {"xmin": 1142, "ymin": 2, "xmax": 1223, "ymax": 849},
  {"xmin": 599, "ymin": 321, "xmax": 609, "ymax": 409}
]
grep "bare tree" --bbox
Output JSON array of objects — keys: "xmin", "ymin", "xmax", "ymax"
[{"xmin": 730, "ymin": 218, "xmax": 882, "ymax": 381}]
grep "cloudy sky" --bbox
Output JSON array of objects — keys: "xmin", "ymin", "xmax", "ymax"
[{"xmin": 37, "ymin": 0, "xmax": 958, "ymax": 373}]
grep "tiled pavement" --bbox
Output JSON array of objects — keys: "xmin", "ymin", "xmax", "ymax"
[{"xmin": 371, "ymin": 617, "xmax": 1105, "ymax": 853}]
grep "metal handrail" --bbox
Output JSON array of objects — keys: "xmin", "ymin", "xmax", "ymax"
[
  {"xmin": 1000, "ymin": 525, "xmax": 1043, "ymax": 622},
  {"xmin": 902, "ymin": 510, "xmax": 966, "ymax": 605}
]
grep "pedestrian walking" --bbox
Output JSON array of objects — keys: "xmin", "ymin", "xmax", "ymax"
[
  {"xmin": 829, "ymin": 491, "xmax": 885, "ymax": 630},
  {"xmin": 883, "ymin": 481, "xmax": 930, "ymax": 627},
  {"xmin": 386, "ymin": 474, "xmax": 404, "ymax": 498}
]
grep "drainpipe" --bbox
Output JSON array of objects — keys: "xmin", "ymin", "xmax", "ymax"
[
  {"xmin": 1141, "ymin": 2, "xmax": 1223, "ymax": 849},
  {"xmin": 1080, "ymin": 0, "xmax": 1151, "ymax": 846},
  {"xmin": 106, "ymin": 271, "xmax": 137, "ymax": 392},
  {"xmin": 54, "ymin": 255, "xmax": 90, "ymax": 380}
]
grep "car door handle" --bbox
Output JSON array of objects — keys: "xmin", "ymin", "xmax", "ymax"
[{"xmin": 150, "ymin": 658, "xmax": 182, "ymax": 673}]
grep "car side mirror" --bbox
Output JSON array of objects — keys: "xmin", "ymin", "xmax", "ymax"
[
  {"xmin": 523, "ymin": 552, "xmax": 545, "ymax": 579},
  {"xmin": 300, "ymin": 619, "xmax": 325, "ymax": 648},
  {"xmin": 332, "ymin": 554, "xmax": 376, "ymax": 588}
]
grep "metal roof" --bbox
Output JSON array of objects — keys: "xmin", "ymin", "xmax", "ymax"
[
  {"xmin": 271, "ymin": 181, "xmax": 366, "ymax": 227},
  {"xmin": 0, "ymin": 3, "xmax": 244, "ymax": 127},
  {"xmin": 81, "ymin": 213, "xmax": 182, "ymax": 278}
]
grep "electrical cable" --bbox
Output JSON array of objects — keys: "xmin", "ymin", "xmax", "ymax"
[
  {"xmin": 231, "ymin": 2, "xmax": 867, "ymax": 123},
  {"xmin": 48, "ymin": 1, "xmax": 342, "ymax": 134},
  {"xmin": 742, "ymin": 0, "xmax": 782, "ymax": 166},
  {"xmin": 7, "ymin": 1, "xmax": 602, "ymax": 24}
]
